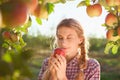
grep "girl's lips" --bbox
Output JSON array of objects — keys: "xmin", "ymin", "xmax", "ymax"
[{"xmin": 62, "ymin": 48, "xmax": 68, "ymax": 52}]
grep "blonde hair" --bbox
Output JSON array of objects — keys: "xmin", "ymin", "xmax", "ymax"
[{"xmin": 56, "ymin": 18, "xmax": 89, "ymax": 80}]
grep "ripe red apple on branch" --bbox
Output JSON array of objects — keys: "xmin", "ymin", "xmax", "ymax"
[
  {"xmin": 2, "ymin": 31, "xmax": 19, "ymax": 42},
  {"xmin": 10, "ymin": 0, "xmax": 38, "ymax": 13},
  {"xmin": 105, "ymin": 13, "xmax": 118, "ymax": 27},
  {"xmin": 33, "ymin": 4, "xmax": 48, "ymax": 19},
  {"xmin": 2, "ymin": 31, "xmax": 11, "ymax": 40},
  {"xmin": 86, "ymin": 3, "xmax": 102, "ymax": 17},
  {"xmin": 106, "ymin": 0, "xmax": 120, "ymax": 6},
  {"xmin": 106, "ymin": 29, "xmax": 119, "ymax": 41},
  {"xmin": 1, "ymin": 1, "xmax": 28, "ymax": 27}
]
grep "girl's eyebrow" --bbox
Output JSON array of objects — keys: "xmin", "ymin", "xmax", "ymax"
[{"xmin": 57, "ymin": 34, "xmax": 73, "ymax": 37}]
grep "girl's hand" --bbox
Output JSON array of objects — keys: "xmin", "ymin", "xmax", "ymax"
[{"xmin": 51, "ymin": 54, "xmax": 67, "ymax": 80}]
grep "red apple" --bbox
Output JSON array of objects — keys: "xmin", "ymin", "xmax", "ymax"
[
  {"xmin": 106, "ymin": 0, "xmax": 120, "ymax": 6},
  {"xmin": 105, "ymin": 13, "xmax": 118, "ymax": 27},
  {"xmin": 10, "ymin": 0, "xmax": 38, "ymax": 13},
  {"xmin": 2, "ymin": 31, "xmax": 19, "ymax": 42},
  {"xmin": 11, "ymin": 0, "xmax": 38, "ymax": 13},
  {"xmin": 106, "ymin": 29, "xmax": 119, "ymax": 41},
  {"xmin": 53, "ymin": 48, "xmax": 65, "ymax": 57},
  {"xmin": 25, "ymin": 0, "xmax": 38, "ymax": 13},
  {"xmin": 32, "ymin": 4, "xmax": 48, "ymax": 19},
  {"xmin": 1, "ymin": 1, "xmax": 28, "ymax": 27},
  {"xmin": 86, "ymin": 3, "xmax": 102, "ymax": 17},
  {"xmin": 2, "ymin": 31, "xmax": 11, "ymax": 40}
]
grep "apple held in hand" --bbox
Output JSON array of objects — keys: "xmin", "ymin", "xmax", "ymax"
[
  {"xmin": 86, "ymin": 3, "xmax": 102, "ymax": 17},
  {"xmin": 53, "ymin": 48, "xmax": 65, "ymax": 57}
]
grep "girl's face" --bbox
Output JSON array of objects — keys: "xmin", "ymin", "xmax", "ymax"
[{"xmin": 56, "ymin": 26, "xmax": 83, "ymax": 59}]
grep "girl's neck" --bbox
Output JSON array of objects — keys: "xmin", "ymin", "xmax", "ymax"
[{"xmin": 66, "ymin": 53, "xmax": 78, "ymax": 62}]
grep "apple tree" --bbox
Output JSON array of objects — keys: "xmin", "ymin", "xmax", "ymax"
[
  {"xmin": 77, "ymin": 0, "xmax": 120, "ymax": 54},
  {"xmin": 0, "ymin": 0, "xmax": 66, "ymax": 79}
]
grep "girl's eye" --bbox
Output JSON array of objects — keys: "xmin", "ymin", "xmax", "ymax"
[
  {"xmin": 58, "ymin": 37, "xmax": 63, "ymax": 40},
  {"xmin": 67, "ymin": 37, "xmax": 73, "ymax": 39}
]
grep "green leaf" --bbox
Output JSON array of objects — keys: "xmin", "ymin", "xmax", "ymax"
[
  {"xmin": 85, "ymin": 0, "xmax": 90, "ymax": 6},
  {"xmin": 104, "ymin": 42, "xmax": 114, "ymax": 54},
  {"xmin": 23, "ymin": 17, "xmax": 32, "ymax": 28},
  {"xmin": 2, "ymin": 52, "xmax": 12, "ymax": 63},
  {"xmin": 101, "ymin": 23, "xmax": 107, "ymax": 27},
  {"xmin": 46, "ymin": 3, "xmax": 54, "ymax": 14},
  {"xmin": 36, "ymin": 17, "xmax": 42, "ymax": 25},
  {"xmin": 77, "ymin": 1, "xmax": 86, "ymax": 7},
  {"xmin": 112, "ymin": 45, "xmax": 119, "ymax": 54},
  {"xmin": 99, "ymin": 0, "xmax": 107, "ymax": 7},
  {"xmin": 2, "ymin": 42, "xmax": 9, "ymax": 49}
]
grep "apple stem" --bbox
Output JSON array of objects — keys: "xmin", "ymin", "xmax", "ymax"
[{"xmin": 92, "ymin": 0, "xmax": 96, "ymax": 3}]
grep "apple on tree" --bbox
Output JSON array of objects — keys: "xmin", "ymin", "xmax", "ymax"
[
  {"xmin": 1, "ymin": 1, "xmax": 28, "ymax": 27},
  {"xmin": 106, "ymin": 29, "xmax": 119, "ymax": 41},
  {"xmin": 25, "ymin": 0, "xmax": 38, "ymax": 13},
  {"xmin": 106, "ymin": 0, "xmax": 120, "ymax": 6},
  {"xmin": 105, "ymin": 13, "xmax": 118, "ymax": 27},
  {"xmin": 86, "ymin": 3, "xmax": 102, "ymax": 17},
  {"xmin": 2, "ymin": 31, "xmax": 19, "ymax": 42},
  {"xmin": 11, "ymin": 0, "xmax": 38, "ymax": 13},
  {"xmin": 33, "ymin": 4, "xmax": 48, "ymax": 19},
  {"xmin": 2, "ymin": 31, "xmax": 11, "ymax": 40}
]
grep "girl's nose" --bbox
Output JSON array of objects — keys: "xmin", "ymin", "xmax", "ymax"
[{"xmin": 60, "ymin": 39, "xmax": 67, "ymax": 46}]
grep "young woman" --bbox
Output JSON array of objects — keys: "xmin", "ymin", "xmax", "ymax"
[{"xmin": 38, "ymin": 18, "xmax": 100, "ymax": 80}]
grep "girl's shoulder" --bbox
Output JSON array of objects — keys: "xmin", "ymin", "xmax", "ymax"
[{"xmin": 86, "ymin": 58, "xmax": 100, "ymax": 69}]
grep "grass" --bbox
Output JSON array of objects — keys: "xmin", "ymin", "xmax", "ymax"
[
  {"xmin": 101, "ymin": 72, "xmax": 120, "ymax": 80},
  {"xmin": 89, "ymin": 52, "xmax": 120, "ymax": 80}
]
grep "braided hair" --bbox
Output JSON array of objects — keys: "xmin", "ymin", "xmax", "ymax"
[{"xmin": 56, "ymin": 18, "xmax": 89, "ymax": 80}]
